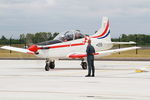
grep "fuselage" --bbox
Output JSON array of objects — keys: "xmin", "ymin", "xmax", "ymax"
[{"xmin": 36, "ymin": 37, "xmax": 113, "ymax": 59}]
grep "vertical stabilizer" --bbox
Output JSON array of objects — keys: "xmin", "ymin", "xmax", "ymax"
[{"xmin": 91, "ymin": 17, "xmax": 111, "ymax": 42}]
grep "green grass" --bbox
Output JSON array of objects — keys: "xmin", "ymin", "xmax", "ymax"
[
  {"xmin": 0, "ymin": 50, "xmax": 36, "ymax": 58},
  {"xmin": 103, "ymin": 49, "xmax": 150, "ymax": 58}
]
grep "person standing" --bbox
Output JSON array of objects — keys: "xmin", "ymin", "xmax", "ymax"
[{"xmin": 85, "ymin": 39, "xmax": 95, "ymax": 77}]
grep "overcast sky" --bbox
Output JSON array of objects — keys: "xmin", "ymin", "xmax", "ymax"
[{"xmin": 0, "ymin": 0, "xmax": 150, "ymax": 38}]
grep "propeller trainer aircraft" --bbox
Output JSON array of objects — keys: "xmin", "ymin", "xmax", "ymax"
[{"xmin": 1, "ymin": 17, "xmax": 140, "ymax": 71}]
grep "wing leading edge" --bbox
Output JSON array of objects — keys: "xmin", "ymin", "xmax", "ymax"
[{"xmin": 1, "ymin": 46, "xmax": 34, "ymax": 54}]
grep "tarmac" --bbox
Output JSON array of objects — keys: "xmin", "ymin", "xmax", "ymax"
[
  {"xmin": 0, "ymin": 60, "xmax": 150, "ymax": 100},
  {"xmin": 0, "ymin": 57, "xmax": 150, "ymax": 61}
]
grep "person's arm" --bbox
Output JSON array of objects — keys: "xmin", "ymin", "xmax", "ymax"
[
  {"xmin": 92, "ymin": 46, "xmax": 95, "ymax": 55},
  {"xmin": 86, "ymin": 45, "xmax": 90, "ymax": 55}
]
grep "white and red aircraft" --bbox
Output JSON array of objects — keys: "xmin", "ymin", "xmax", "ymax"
[{"xmin": 1, "ymin": 17, "xmax": 140, "ymax": 71}]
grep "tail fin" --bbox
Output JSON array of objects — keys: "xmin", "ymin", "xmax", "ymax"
[{"xmin": 91, "ymin": 17, "xmax": 111, "ymax": 42}]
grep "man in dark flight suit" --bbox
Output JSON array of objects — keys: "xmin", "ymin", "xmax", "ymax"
[{"xmin": 85, "ymin": 39, "xmax": 95, "ymax": 77}]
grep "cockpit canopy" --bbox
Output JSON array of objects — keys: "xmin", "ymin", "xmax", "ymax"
[
  {"xmin": 37, "ymin": 30, "xmax": 85, "ymax": 46},
  {"xmin": 54, "ymin": 30, "xmax": 85, "ymax": 42}
]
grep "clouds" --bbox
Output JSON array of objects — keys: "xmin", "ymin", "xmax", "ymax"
[
  {"xmin": 0, "ymin": 0, "xmax": 55, "ymax": 8},
  {"xmin": 1, "ymin": 0, "xmax": 150, "ymax": 17},
  {"xmin": 0, "ymin": 0, "xmax": 149, "ymax": 38}
]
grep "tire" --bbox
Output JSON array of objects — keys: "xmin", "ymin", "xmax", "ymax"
[
  {"xmin": 45, "ymin": 63, "xmax": 50, "ymax": 71},
  {"xmin": 81, "ymin": 62, "xmax": 87, "ymax": 69},
  {"xmin": 49, "ymin": 62, "xmax": 55, "ymax": 69}
]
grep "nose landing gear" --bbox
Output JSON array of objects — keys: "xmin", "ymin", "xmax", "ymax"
[{"xmin": 45, "ymin": 59, "xmax": 55, "ymax": 71}]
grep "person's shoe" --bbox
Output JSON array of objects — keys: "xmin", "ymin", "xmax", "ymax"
[
  {"xmin": 91, "ymin": 75, "xmax": 95, "ymax": 77},
  {"xmin": 85, "ymin": 75, "xmax": 91, "ymax": 77}
]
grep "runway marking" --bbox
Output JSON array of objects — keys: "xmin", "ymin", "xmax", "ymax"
[
  {"xmin": 0, "ymin": 90, "xmax": 149, "ymax": 98},
  {"xmin": 0, "ymin": 90, "xmax": 64, "ymax": 94},
  {"xmin": 85, "ymin": 95, "xmax": 129, "ymax": 99}
]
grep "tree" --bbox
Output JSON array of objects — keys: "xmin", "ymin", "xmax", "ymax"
[
  {"xmin": 1, "ymin": 35, "xmax": 7, "ymax": 40},
  {"xmin": 20, "ymin": 34, "xmax": 26, "ymax": 44},
  {"xmin": 112, "ymin": 34, "xmax": 150, "ymax": 46},
  {"xmin": 52, "ymin": 32, "xmax": 59, "ymax": 39},
  {"xmin": 26, "ymin": 33, "xmax": 35, "ymax": 45}
]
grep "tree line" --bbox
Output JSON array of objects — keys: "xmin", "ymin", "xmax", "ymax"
[
  {"xmin": 0, "ymin": 32, "xmax": 59, "ymax": 45},
  {"xmin": 0, "ymin": 33, "xmax": 150, "ymax": 46},
  {"xmin": 112, "ymin": 34, "xmax": 150, "ymax": 45}
]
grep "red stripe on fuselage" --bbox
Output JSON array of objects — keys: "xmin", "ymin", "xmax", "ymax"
[
  {"xmin": 70, "ymin": 43, "xmax": 85, "ymax": 46},
  {"xmin": 69, "ymin": 53, "xmax": 100, "ymax": 59},
  {"xmin": 38, "ymin": 42, "xmax": 85, "ymax": 50},
  {"xmin": 48, "ymin": 44, "xmax": 70, "ymax": 48},
  {"xmin": 91, "ymin": 21, "xmax": 109, "ymax": 38}
]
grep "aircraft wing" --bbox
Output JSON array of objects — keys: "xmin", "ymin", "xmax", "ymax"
[
  {"xmin": 0, "ymin": 46, "xmax": 34, "ymax": 54},
  {"xmin": 68, "ymin": 46, "xmax": 140, "ymax": 59}
]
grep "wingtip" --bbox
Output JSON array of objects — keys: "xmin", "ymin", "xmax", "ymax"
[{"xmin": 0, "ymin": 46, "xmax": 10, "ymax": 49}]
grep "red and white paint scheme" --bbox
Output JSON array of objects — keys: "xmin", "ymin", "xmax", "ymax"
[{"xmin": 1, "ymin": 17, "xmax": 140, "ymax": 71}]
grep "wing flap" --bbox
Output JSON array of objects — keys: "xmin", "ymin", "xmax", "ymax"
[{"xmin": 1, "ymin": 46, "xmax": 34, "ymax": 54}]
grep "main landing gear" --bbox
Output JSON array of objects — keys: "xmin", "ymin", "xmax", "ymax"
[
  {"xmin": 45, "ymin": 58, "xmax": 87, "ymax": 71},
  {"xmin": 45, "ymin": 58, "xmax": 55, "ymax": 71},
  {"xmin": 81, "ymin": 59, "xmax": 87, "ymax": 70}
]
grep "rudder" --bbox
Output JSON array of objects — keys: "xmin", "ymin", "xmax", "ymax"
[{"xmin": 91, "ymin": 17, "xmax": 111, "ymax": 42}]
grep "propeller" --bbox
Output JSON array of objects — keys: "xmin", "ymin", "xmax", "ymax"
[
  {"xmin": 28, "ymin": 45, "xmax": 38, "ymax": 52},
  {"xmin": 26, "ymin": 33, "xmax": 51, "ymax": 54}
]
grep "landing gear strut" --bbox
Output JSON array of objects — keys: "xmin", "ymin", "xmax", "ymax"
[
  {"xmin": 45, "ymin": 59, "xmax": 55, "ymax": 71},
  {"xmin": 81, "ymin": 59, "xmax": 87, "ymax": 70}
]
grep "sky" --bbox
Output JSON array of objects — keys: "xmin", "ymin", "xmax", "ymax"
[{"xmin": 0, "ymin": 0, "xmax": 150, "ymax": 38}]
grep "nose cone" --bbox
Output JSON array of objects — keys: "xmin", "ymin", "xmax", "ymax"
[{"xmin": 28, "ymin": 45, "xmax": 38, "ymax": 52}]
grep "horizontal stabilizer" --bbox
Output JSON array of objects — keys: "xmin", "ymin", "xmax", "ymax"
[
  {"xmin": 0, "ymin": 46, "xmax": 34, "ymax": 54},
  {"xmin": 112, "ymin": 41, "xmax": 136, "ymax": 44}
]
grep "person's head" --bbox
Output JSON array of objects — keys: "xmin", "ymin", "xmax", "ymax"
[{"xmin": 88, "ymin": 39, "xmax": 91, "ymax": 44}]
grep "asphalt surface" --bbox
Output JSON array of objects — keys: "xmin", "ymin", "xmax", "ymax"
[{"xmin": 0, "ymin": 60, "xmax": 150, "ymax": 100}]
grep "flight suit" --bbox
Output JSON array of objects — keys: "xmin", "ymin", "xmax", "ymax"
[{"xmin": 86, "ymin": 44, "xmax": 95, "ymax": 76}]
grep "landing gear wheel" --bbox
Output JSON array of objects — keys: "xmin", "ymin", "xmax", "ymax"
[
  {"xmin": 49, "ymin": 62, "xmax": 55, "ymax": 69},
  {"xmin": 81, "ymin": 62, "xmax": 87, "ymax": 69},
  {"xmin": 45, "ymin": 63, "xmax": 50, "ymax": 71}
]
